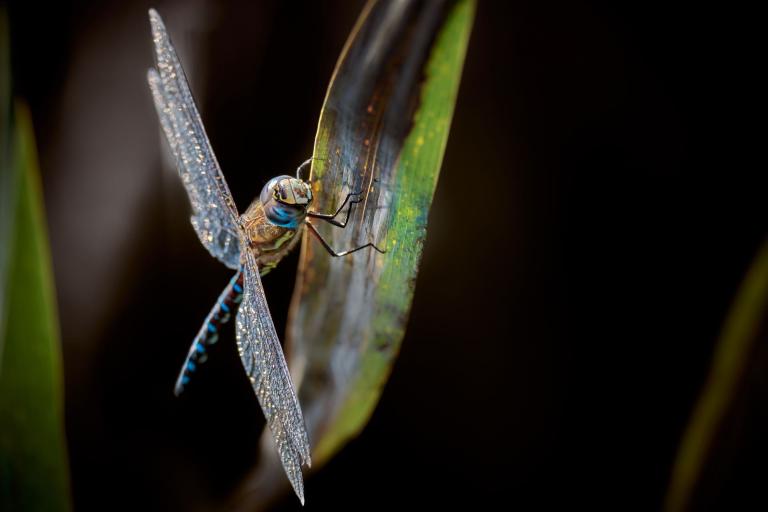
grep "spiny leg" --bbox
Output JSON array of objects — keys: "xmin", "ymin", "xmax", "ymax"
[
  {"xmin": 307, "ymin": 190, "xmax": 364, "ymax": 228},
  {"xmin": 174, "ymin": 270, "xmax": 244, "ymax": 396},
  {"xmin": 296, "ymin": 157, "xmax": 363, "ymax": 228},
  {"xmin": 306, "ymin": 220, "xmax": 386, "ymax": 257}
]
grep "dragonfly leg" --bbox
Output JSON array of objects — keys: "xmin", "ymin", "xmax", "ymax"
[
  {"xmin": 306, "ymin": 220, "xmax": 386, "ymax": 257},
  {"xmin": 297, "ymin": 157, "xmax": 363, "ymax": 228},
  {"xmin": 295, "ymin": 157, "xmax": 326, "ymax": 180},
  {"xmin": 307, "ymin": 190, "xmax": 364, "ymax": 228},
  {"xmin": 174, "ymin": 270, "xmax": 244, "ymax": 396}
]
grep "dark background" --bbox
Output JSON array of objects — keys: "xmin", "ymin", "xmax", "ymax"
[{"xmin": 5, "ymin": 0, "xmax": 763, "ymax": 510}]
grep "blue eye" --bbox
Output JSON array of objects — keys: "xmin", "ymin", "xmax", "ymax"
[
  {"xmin": 264, "ymin": 202, "xmax": 304, "ymax": 228},
  {"xmin": 260, "ymin": 176, "xmax": 290, "ymax": 205},
  {"xmin": 258, "ymin": 175, "xmax": 310, "ymax": 227}
]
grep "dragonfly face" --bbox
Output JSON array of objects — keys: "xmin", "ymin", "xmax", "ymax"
[{"xmin": 260, "ymin": 175, "xmax": 313, "ymax": 229}]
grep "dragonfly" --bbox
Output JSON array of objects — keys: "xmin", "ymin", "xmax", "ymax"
[{"xmin": 146, "ymin": 8, "xmax": 384, "ymax": 504}]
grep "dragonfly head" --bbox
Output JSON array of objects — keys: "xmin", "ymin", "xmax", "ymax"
[{"xmin": 260, "ymin": 175, "xmax": 313, "ymax": 228}]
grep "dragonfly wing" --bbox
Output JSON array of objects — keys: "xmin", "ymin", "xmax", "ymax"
[
  {"xmin": 236, "ymin": 247, "xmax": 311, "ymax": 503},
  {"xmin": 147, "ymin": 9, "xmax": 241, "ymax": 269}
]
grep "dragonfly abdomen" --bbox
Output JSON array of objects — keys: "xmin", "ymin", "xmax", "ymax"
[{"xmin": 174, "ymin": 271, "xmax": 244, "ymax": 395}]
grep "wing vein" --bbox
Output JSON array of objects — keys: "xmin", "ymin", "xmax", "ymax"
[
  {"xmin": 236, "ymin": 247, "xmax": 311, "ymax": 502},
  {"xmin": 148, "ymin": 9, "xmax": 241, "ymax": 269}
]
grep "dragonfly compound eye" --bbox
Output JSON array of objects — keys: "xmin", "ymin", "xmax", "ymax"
[
  {"xmin": 269, "ymin": 177, "xmax": 312, "ymax": 207},
  {"xmin": 290, "ymin": 179, "xmax": 313, "ymax": 205},
  {"xmin": 260, "ymin": 175, "xmax": 309, "ymax": 228}
]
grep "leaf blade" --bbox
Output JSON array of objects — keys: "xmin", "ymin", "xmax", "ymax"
[
  {"xmin": 312, "ymin": 0, "xmax": 476, "ymax": 462},
  {"xmin": 0, "ymin": 99, "xmax": 72, "ymax": 511},
  {"xmin": 233, "ymin": 2, "xmax": 474, "ymax": 507},
  {"xmin": 665, "ymin": 241, "xmax": 768, "ymax": 511}
]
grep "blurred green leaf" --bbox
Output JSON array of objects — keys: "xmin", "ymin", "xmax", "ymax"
[
  {"xmin": 1, "ymin": 9, "xmax": 13, "ymax": 364},
  {"xmin": 235, "ymin": 0, "xmax": 474, "ymax": 507},
  {"xmin": 665, "ymin": 241, "xmax": 768, "ymax": 511},
  {"xmin": 0, "ymin": 88, "xmax": 72, "ymax": 512}
]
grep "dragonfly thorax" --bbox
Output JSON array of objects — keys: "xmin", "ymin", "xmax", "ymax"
[{"xmin": 259, "ymin": 175, "xmax": 313, "ymax": 229}]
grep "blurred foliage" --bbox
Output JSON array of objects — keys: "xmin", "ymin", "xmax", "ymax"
[
  {"xmin": 1, "ymin": 8, "xmax": 12, "ymax": 363},
  {"xmin": 665, "ymin": 241, "xmax": 768, "ymax": 511},
  {"xmin": 236, "ymin": 1, "xmax": 474, "ymax": 508},
  {"xmin": 0, "ymin": 12, "xmax": 72, "ymax": 509}
]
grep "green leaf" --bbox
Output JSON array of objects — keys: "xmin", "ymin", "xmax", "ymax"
[
  {"xmin": 302, "ymin": 0, "xmax": 475, "ymax": 464},
  {"xmin": 0, "ymin": 77, "xmax": 72, "ymax": 512},
  {"xmin": 234, "ymin": 0, "xmax": 474, "ymax": 506},
  {"xmin": 665, "ymin": 241, "xmax": 768, "ymax": 511},
  {"xmin": 0, "ymin": 9, "xmax": 13, "ymax": 363}
]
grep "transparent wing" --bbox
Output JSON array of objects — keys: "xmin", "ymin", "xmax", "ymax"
[
  {"xmin": 147, "ymin": 9, "xmax": 241, "ymax": 269},
  {"xmin": 236, "ymin": 247, "xmax": 311, "ymax": 503}
]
